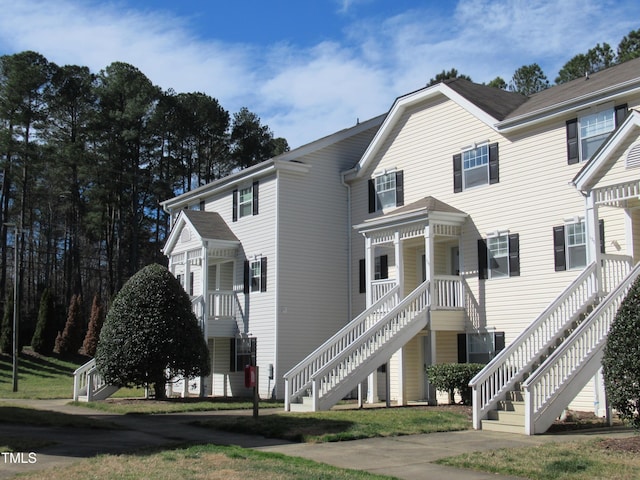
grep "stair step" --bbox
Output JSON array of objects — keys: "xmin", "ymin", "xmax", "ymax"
[
  {"xmin": 289, "ymin": 398, "xmax": 314, "ymax": 412},
  {"xmin": 487, "ymin": 409, "xmax": 525, "ymax": 424},
  {"xmin": 497, "ymin": 400, "xmax": 525, "ymax": 414},
  {"xmin": 481, "ymin": 419, "xmax": 524, "ymax": 434}
]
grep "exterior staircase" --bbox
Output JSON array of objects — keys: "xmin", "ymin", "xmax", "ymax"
[
  {"xmin": 284, "ymin": 280, "xmax": 431, "ymax": 411},
  {"xmin": 73, "ymin": 359, "xmax": 120, "ymax": 402},
  {"xmin": 471, "ymin": 256, "xmax": 639, "ymax": 434}
]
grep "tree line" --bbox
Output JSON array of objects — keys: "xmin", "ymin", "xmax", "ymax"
[
  {"xmin": 0, "ymin": 51, "xmax": 288, "ymax": 350},
  {"xmin": 429, "ymin": 28, "xmax": 640, "ymax": 95}
]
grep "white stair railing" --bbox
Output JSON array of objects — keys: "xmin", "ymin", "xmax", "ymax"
[
  {"xmin": 73, "ymin": 359, "xmax": 116, "ymax": 401},
  {"xmin": 283, "ymin": 283, "xmax": 400, "ymax": 410},
  {"xmin": 470, "ymin": 263, "xmax": 598, "ymax": 429},
  {"xmin": 309, "ymin": 280, "xmax": 431, "ymax": 411},
  {"xmin": 523, "ymin": 261, "xmax": 640, "ymax": 434}
]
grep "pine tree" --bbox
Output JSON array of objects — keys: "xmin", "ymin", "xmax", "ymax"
[
  {"xmin": 54, "ymin": 294, "xmax": 84, "ymax": 356},
  {"xmin": 0, "ymin": 288, "xmax": 14, "ymax": 354},
  {"xmin": 31, "ymin": 288, "xmax": 57, "ymax": 354},
  {"xmin": 81, "ymin": 293, "xmax": 104, "ymax": 357}
]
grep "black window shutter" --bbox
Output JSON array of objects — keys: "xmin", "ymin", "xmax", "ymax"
[
  {"xmin": 252, "ymin": 181, "xmax": 259, "ymax": 216},
  {"xmin": 599, "ymin": 219, "xmax": 605, "ymax": 254},
  {"xmin": 508, "ymin": 233, "xmax": 520, "ymax": 277},
  {"xmin": 380, "ymin": 254, "xmax": 389, "ymax": 279},
  {"xmin": 453, "ymin": 153, "xmax": 462, "ymax": 193},
  {"xmin": 477, "ymin": 239, "xmax": 488, "ymax": 279},
  {"xmin": 615, "ymin": 104, "xmax": 628, "ymax": 127},
  {"xmin": 260, "ymin": 257, "xmax": 267, "ymax": 292},
  {"xmin": 395, "ymin": 171, "xmax": 404, "ymax": 207},
  {"xmin": 359, "ymin": 259, "xmax": 366, "ymax": 293},
  {"xmin": 230, "ymin": 338, "xmax": 236, "ymax": 372},
  {"xmin": 457, "ymin": 334, "xmax": 467, "ymax": 363},
  {"xmin": 494, "ymin": 332, "xmax": 505, "ymax": 354},
  {"xmin": 488, "ymin": 143, "xmax": 499, "ymax": 184},
  {"xmin": 566, "ymin": 119, "xmax": 579, "ymax": 165},
  {"xmin": 553, "ymin": 226, "xmax": 566, "ymax": 271},
  {"xmin": 232, "ymin": 189, "xmax": 238, "ymax": 222},
  {"xmin": 243, "ymin": 260, "xmax": 250, "ymax": 294},
  {"xmin": 368, "ymin": 179, "xmax": 376, "ymax": 213}
]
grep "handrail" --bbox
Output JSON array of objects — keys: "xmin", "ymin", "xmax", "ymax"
[
  {"xmin": 283, "ymin": 283, "xmax": 400, "ymax": 409},
  {"xmin": 523, "ymin": 261, "xmax": 640, "ymax": 434},
  {"xmin": 470, "ymin": 262, "xmax": 598, "ymax": 429},
  {"xmin": 308, "ymin": 280, "xmax": 430, "ymax": 410},
  {"xmin": 73, "ymin": 358, "xmax": 97, "ymax": 401}
]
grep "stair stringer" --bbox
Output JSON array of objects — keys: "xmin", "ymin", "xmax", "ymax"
[{"xmin": 314, "ymin": 310, "xmax": 430, "ymax": 411}]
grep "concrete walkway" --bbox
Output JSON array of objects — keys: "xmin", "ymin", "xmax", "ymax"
[{"xmin": 0, "ymin": 399, "xmax": 634, "ymax": 480}]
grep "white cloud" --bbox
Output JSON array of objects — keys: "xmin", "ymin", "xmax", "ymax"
[{"xmin": 0, "ymin": 0, "xmax": 638, "ymax": 148}]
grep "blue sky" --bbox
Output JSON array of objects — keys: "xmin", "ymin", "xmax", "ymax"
[{"xmin": 0, "ymin": 0, "xmax": 638, "ymax": 147}]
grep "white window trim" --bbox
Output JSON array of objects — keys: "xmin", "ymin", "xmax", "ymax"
[
  {"xmin": 565, "ymin": 218, "xmax": 587, "ymax": 270},
  {"xmin": 238, "ymin": 184, "xmax": 253, "ymax": 218},
  {"xmin": 374, "ymin": 172, "xmax": 397, "ymax": 210},
  {"xmin": 461, "ymin": 142, "xmax": 490, "ymax": 190},
  {"xmin": 250, "ymin": 259, "xmax": 262, "ymax": 292},
  {"xmin": 577, "ymin": 102, "xmax": 615, "ymax": 162},
  {"xmin": 486, "ymin": 232, "xmax": 509, "ymax": 279}
]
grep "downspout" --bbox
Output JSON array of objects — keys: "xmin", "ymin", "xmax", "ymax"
[
  {"xmin": 341, "ymin": 171, "xmax": 353, "ymax": 320},
  {"xmin": 273, "ymin": 170, "xmax": 280, "ymax": 399}
]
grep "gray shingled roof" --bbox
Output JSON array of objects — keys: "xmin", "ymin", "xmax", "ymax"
[
  {"xmin": 389, "ymin": 196, "xmax": 466, "ymax": 216},
  {"xmin": 182, "ymin": 210, "xmax": 239, "ymax": 242},
  {"xmin": 502, "ymin": 56, "xmax": 640, "ymax": 121},
  {"xmin": 445, "ymin": 78, "xmax": 527, "ymax": 121}
]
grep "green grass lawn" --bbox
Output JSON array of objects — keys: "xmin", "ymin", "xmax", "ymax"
[
  {"xmin": 194, "ymin": 406, "xmax": 470, "ymax": 443},
  {"xmin": 12, "ymin": 443, "xmax": 397, "ymax": 480},
  {"xmin": 437, "ymin": 438, "xmax": 640, "ymax": 480},
  {"xmin": 75, "ymin": 397, "xmax": 283, "ymax": 414}
]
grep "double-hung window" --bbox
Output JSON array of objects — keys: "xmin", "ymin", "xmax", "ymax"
[
  {"xmin": 478, "ymin": 233, "xmax": 519, "ymax": 279},
  {"xmin": 453, "ymin": 143, "xmax": 499, "ymax": 192},
  {"xmin": 232, "ymin": 181, "xmax": 259, "ymax": 221},
  {"xmin": 243, "ymin": 257, "xmax": 267, "ymax": 293},
  {"xmin": 567, "ymin": 104, "xmax": 628, "ymax": 164},
  {"xmin": 553, "ymin": 219, "xmax": 600, "ymax": 271},
  {"xmin": 230, "ymin": 337, "xmax": 256, "ymax": 372},
  {"xmin": 368, "ymin": 171, "xmax": 404, "ymax": 212}
]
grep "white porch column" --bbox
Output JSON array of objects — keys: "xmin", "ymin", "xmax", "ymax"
[
  {"xmin": 585, "ymin": 192, "xmax": 602, "ymax": 295},
  {"xmin": 394, "ymin": 231, "xmax": 404, "ymax": 297},
  {"xmin": 424, "ymin": 224, "xmax": 435, "ymax": 301},
  {"xmin": 365, "ymin": 236, "xmax": 374, "ymax": 308},
  {"xmin": 201, "ymin": 245, "xmax": 209, "ymax": 338},
  {"xmin": 365, "ymin": 235, "xmax": 378, "ymax": 404}
]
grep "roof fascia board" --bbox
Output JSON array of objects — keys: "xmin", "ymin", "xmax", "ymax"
[
  {"xmin": 352, "ymin": 83, "xmax": 500, "ymax": 179},
  {"xmin": 163, "ymin": 212, "xmax": 196, "ymax": 254},
  {"xmin": 497, "ymin": 81, "xmax": 640, "ymax": 132},
  {"xmin": 161, "ymin": 163, "xmax": 276, "ymax": 212},
  {"xmin": 572, "ymin": 109, "xmax": 640, "ymax": 192}
]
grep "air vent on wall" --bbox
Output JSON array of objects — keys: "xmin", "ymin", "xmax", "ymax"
[{"xmin": 626, "ymin": 142, "xmax": 640, "ymax": 169}]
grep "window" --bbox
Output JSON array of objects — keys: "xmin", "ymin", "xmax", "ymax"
[
  {"xmin": 567, "ymin": 104, "xmax": 628, "ymax": 164},
  {"xmin": 453, "ymin": 143, "xmax": 499, "ymax": 192},
  {"xmin": 368, "ymin": 171, "xmax": 404, "ymax": 212},
  {"xmin": 232, "ymin": 181, "xmax": 259, "ymax": 221},
  {"xmin": 553, "ymin": 219, "xmax": 604, "ymax": 271},
  {"xmin": 477, "ymin": 233, "xmax": 519, "ymax": 279},
  {"xmin": 230, "ymin": 337, "xmax": 256, "ymax": 372},
  {"xmin": 359, "ymin": 255, "xmax": 389, "ymax": 293},
  {"xmin": 244, "ymin": 257, "xmax": 267, "ymax": 293},
  {"xmin": 458, "ymin": 331, "xmax": 505, "ymax": 364}
]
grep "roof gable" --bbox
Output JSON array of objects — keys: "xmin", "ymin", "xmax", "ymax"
[
  {"xmin": 163, "ymin": 210, "xmax": 239, "ymax": 255},
  {"xmin": 350, "ymin": 80, "xmax": 526, "ymax": 179}
]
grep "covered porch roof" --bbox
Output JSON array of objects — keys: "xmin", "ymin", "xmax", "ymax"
[
  {"xmin": 163, "ymin": 210, "xmax": 240, "ymax": 260},
  {"xmin": 354, "ymin": 196, "xmax": 468, "ymax": 243}
]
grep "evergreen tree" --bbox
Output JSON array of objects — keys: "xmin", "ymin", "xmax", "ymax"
[
  {"xmin": 617, "ymin": 28, "xmax": 640, "ymax": 63},
  {"xmin": 509, "ymin": 63, "xmax": 549, "ymax": 95},
  {"xmin": 0, "ymin": 287, "xmax": 13, "ymax": 354},
  {"xmin": 95, "ymin": 264, "xmax": 209, "ymax": 398},
  {"xmin": 81, "ymin": 293, "xmax": 104, "ymax": 357},
  {"xmin": 31, "ymin": 288, "xmax": 57, "ymax": 354},
  {"xmin": 603, "ymin": 276, "xmax": 640, "ymax": 430},
  {"xmin": 427, "ymin": 68, "xmax": 472, "ymax": 87},
  {"xmin": 54, "ymin": 294, "xmax": 84, "ymax": 356}
]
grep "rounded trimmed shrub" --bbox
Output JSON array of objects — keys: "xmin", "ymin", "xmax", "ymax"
[
  {"xmin": 95, "ymin": 263, "xmax": 210, "ymax": 398},
  {"xmin": 425, "ymin": 363, "xmax": 484, "ymax": 405}
]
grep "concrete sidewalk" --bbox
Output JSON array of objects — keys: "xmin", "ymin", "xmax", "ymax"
[{"xmin": 0, "ymin": 399, "xmax": 634, "ymax": 480}]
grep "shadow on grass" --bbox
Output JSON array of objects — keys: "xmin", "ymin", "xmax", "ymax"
[
  {"xmin": 0, "ymin": 405, "xmax": 124, "ymax": 430},
  {"xmin": 194, "ymin": 415, "xmax": 355, "ymax": 443}
]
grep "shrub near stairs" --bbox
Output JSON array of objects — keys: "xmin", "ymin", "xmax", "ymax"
[{"xmin": 426, "ymin": 363, "xmax": 484, "ymax": 405}]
